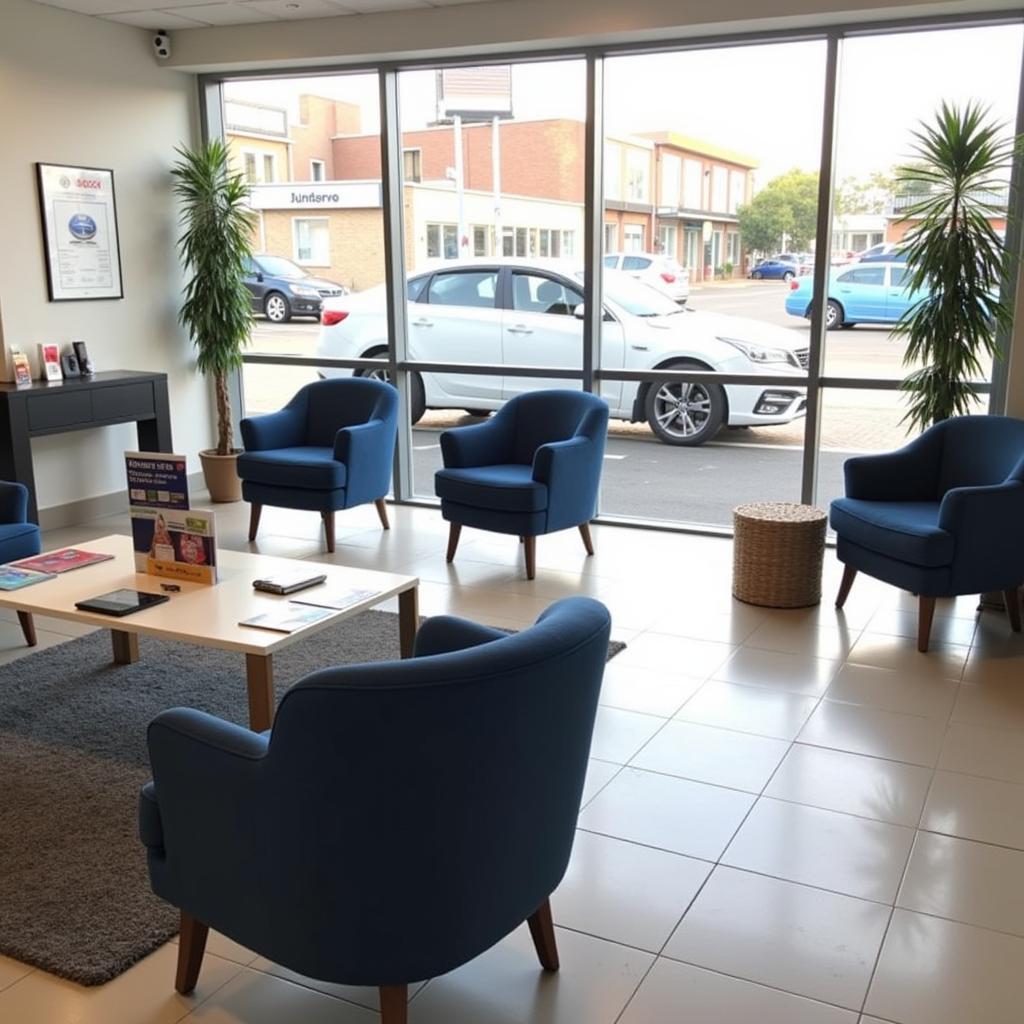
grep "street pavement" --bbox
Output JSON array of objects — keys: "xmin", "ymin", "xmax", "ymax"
[{"xmin": 239, "ymin": 284, "xmax": 949, "ymax": 524}]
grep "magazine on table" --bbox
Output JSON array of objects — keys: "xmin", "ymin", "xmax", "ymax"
[
  {"xmin": 0, "ymin": 566, "xmax": 56, "ymax": 590},
  {"xmin": 289, "ymin": 587, "xmax": 379, "ymax": 611},
  {"xmin": 240, "ymin": 604, "xmax": 335, "ymax": 634},
  {"xmin": 10, "ymin": 548, "xmax": 114, "ymax": 574}
]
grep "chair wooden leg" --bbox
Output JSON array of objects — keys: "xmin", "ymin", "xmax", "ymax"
[
  {"xmin": 375, "ymin": 498, "xmax": 390, "ymax": 531},
  {"xmin": 1005, "ymin": 587, "xmax": 1022, "ymax": 633},
  {"xmin": 321, "ymin": 510, "xmax": 335, "ymax": 554},
  {"xmin": 379, "ymin": 984, "xmax": 408, "ymax": 1024},
  {"xmin": 527, "ymin": 898, "xmax": 559, "ymax": 972},
  {"xmin": 445, "ymin": 522, "xmax": 462, "ymax": 563},
  {"xmin": 578, "ymin": 522, "xmax": 595, "ymax": 556},
  {"xmin": 524, "ymin": 536, "xmax": 536, "ymax": 580},
  {"xmin": 247, "ymin": 502, "xmax": 262, "ymax": 542},
  {"xmin": 175, "ymin": 911, "xmax": 209, "ymax": 995},
  {"xmin": 17, "ymin": 611, "xmax": 36, "ymax": 647},
  {"xmin": 835, "ymin": 564, "xmax": 857, "ymax": 609},
  {"xmin": 918, "ymin": 595, "xmax": 937, "ymax": 653}
]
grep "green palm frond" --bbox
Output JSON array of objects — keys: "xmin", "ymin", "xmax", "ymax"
[
  {"xmin": 893, "ymin": 101, "xmax": 1021, "ymax": 431},
  {"xmin": 171, "ymin": 139, "xmax": 256, "ymax": 454}
]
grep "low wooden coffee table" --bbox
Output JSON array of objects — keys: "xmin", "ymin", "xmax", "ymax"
[{"xmin": 0, "ymin": 535, "xmax": 419, "ymax": 731}]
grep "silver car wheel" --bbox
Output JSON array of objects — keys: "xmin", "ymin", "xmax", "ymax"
[
  {"xmin": 652, "ymin": 382, "xmax": 712, "ymax": 439},
  {"xmin": 265, "ymin": 293, "xmax": 289, "ymax": 323}
]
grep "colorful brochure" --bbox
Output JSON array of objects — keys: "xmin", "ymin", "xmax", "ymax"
[
  {"xmin": 240, "ymin": 604, "xmax": 335, "ymax": 634},
  {"xmin": 0, "ymin": 566, "xmax": 56, "ymax": 590},
  {"xmin": 289, "ymin": 587, "xmax": 379, "ymax": 611},
  {"xmin": 11, "ymin": 548, "xmax": 113, "ymax": 574},
  {"xmin": 124, "ymin": 451, "xmax": 217, "ymax": 585}
]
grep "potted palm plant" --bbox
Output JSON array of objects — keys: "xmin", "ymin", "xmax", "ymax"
[
  {"xmin": 894, "ymin": 101, "xmax": 1020, "ymax": 429},
  {"xmin": 172, "ymin": 139, "xmax": 255, "ymax": 502}
]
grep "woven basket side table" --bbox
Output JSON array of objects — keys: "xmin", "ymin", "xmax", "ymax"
[{"xmin": 732, "ymin": 501, "xmax": 828, "ymax": 608}]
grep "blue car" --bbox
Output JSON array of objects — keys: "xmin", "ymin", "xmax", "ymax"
[
  {"xmin": 784, "ymin": 261, "xmax": 924, "ymax": 329},
  {"xmin": 750, "ymin": 258, "xmax": 800, "ymax": 281}
]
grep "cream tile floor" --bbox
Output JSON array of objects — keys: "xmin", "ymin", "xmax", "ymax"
[{"xmin": 2, "ymin": 500, "xmax": 1024, "ymax": 1023}]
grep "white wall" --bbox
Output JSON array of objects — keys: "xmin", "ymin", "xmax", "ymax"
[{"xmin": 0, "ymin": 0, "xmax": 210, "ymax": 515}]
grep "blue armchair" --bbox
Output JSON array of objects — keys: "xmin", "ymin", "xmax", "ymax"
[
  {"xmin": 831, "ymin": 415, "xmax": 1024, "ymax": 651},
  {"xmin": 0, "ymin": 481, "xmax": 42, "ymax": 646},
  {"xmin": 435, "ymin": 390, "xmax": 609, "ymax": 579},
  {"xmin": 139, "ymin": 596, "xmax": 612, "ymax": 1023},
  {"xmin": 238, "ymin": 377, "xmax": 398, "ymax": 553}
]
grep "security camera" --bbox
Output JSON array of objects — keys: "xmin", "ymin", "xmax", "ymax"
[{"xmin": 153, "ymin": 30, "xmax": 171, "ymax": 60}]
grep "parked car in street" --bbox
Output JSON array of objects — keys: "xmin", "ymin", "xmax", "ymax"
[
  {"xmin": 318, "ymin": 259, "xmax": 808, "ymax": 447},
  {"xmin": 243, "ymin": 254, "xmax": 348, "ymax": 323},
  {"xmin": 785, "ymin": 260, "xmax": 924, "ymax": 329},
  {"xmin": 856, "ymin": 242, "xmax": 904, "ymax": 262},
  {"xmin": 603, "ymin": 252, "xmax": 690, "ymax": 304},
  {"xmin": 750, "ymin": 257, "xmax": 801, "ymax": 281}
]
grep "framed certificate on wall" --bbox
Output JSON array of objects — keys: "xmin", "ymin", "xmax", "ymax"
[{"xmin": 36, "ymin": 163, "xmax": 124, "ymax": 301}]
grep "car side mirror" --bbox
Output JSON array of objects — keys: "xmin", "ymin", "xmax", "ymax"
[
  {"xmin": 573, "ymin": 303, "xmax": 586, "ymax": 319},
  {"xmin": 255, "ymin": 272, "xmax": 264, "ymax": 282}
]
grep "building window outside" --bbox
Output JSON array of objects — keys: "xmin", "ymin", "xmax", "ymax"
[
  {"xmin": 427, "ymin": 222, "xmax": 458, "ymax": 259},
  {"xmin": 657, "ymin": 224, "xmax": 677, "ymax": 257},
  {"xmin": 263, "ymin": 153, "xmax": 275, "ymax": 183},
  {"xmin": 683, "ymin": 159, "xmax": 703, "ymax": 209},
  {"xmin": 729, "ymin": 171, "xmax": 745, "ymax": 213},
  {"xmin": 660, "ymin": 154, "xmax": 682, "ymax": 207},
  {"xmin": 604, "ymin": 142, "xmax": 621, "ymax": 200},
  {"xmin": 561, "ymin": 230, "xmax": 575, "ymax": 257},
  {"xmin": 293, "ymin": 218, "xmax": 330, "ymax": 265},
  {"xmin": 243, "ymin": 152, "xmax": 258, "ymax": 184},
  {"xmin": 502, "ymin": 227, "xmax": 514, "ymax": 256},
  {"xmin": 403, "ymin": 149, "xmax": 422, "ymax": 182},
  {"xmin": 684, "ymin": 228, "xmax": 701, "ymax": 269},
  {"xmin": 711, "ymin": 166, "xmax": 728, "ymax": 211},
  {"xmin": 626, "ymin": 149, "xmax": 650, "ymax": 203},
  {"xmin": 604, "ymin": 222, "xmax": 618, "ymax": 253},
  {"xmin": 624, "ymin": 224, "xmax": 645, "ymax": 252},
  {"xmin": 515, "ymin": 227, "xmax": 528, "ymax": 257},
  {"xmin": 726, "ymin": 231, "xmax": 740, "ymax": 267},
  {"xmin": 472, "ymin": 225, "xmax": 489, "ymax": 256},
  {"xmin": 310, "ymin": 159, "xmax": 326, "ymax": 181},
  {"xmin": 712, "ymin": 229, "xmax": 723, "ymax": 269}
]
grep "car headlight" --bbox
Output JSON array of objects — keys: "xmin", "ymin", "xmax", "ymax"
[
  {"xmin": 717, "ymin": 337, "xmax": 793, "ymax": 365},
  {"xmin": 290, "ymin": 285, "xmax": 320, "ymax": 298}
]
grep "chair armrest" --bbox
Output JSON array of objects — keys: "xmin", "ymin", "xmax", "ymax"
[
  {"xmin": 413, "ymin": 615, "xmax": 509, "ymax": 658},
  {"xmin": 533, "ymin": 435, "xmax": 603, "ymax": 532},
  {"xmin": 333, "ymin": 418, "xmax": 395, "ymax": 504},
  {"xmin": 0, "ymin": 481, "xmax": 29, "ymax": 524},
  {"xmin": 440, "ymin": 416, "xmax": 514, "ymax": 469},
  {"xmin": 240, "ymin": 407, "xmax": 306, "ymax": 452},
  {"xmin": 940, "ymin": 481, "xmax": 1024, "ymax": 588},
  {"xmin": 532, "ymin": 435, "xmax": 593, "ymax": 484},
  {"xmin": 844, "ymin": 432, "xmax": 941, "ymax": 501}
]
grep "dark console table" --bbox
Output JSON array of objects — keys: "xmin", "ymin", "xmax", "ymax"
[{"xmin": 0, "ymin": 370, "xmax": 172, "ymax": 523}]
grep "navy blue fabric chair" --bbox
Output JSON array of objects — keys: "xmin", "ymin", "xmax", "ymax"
[
  {"xmin": 0, "ymin": 481, "xmax": 41, "ymax": 646},
  {"xmin": 139, "ymin": 596, "xmax": 611, "ymax": 1024},
  {"xmin": 831, "ymin": 415, "xmax": 1024, "ymax": 651},
  {"xmin": 435, "ymin": 390, "xmax": 609, "ymax": 579},
  {"xmin": 238, "ymin": 377, "xmax": 398, "ymax": 553}
]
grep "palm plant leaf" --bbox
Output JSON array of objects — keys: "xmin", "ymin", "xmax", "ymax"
[
  {"xmin": 892, "ymin": 101, "xmax": 1021, "ymax": 431},
  {"xmin": 172, "ymin": 140, "xmax": 255, "ymax": 454}
]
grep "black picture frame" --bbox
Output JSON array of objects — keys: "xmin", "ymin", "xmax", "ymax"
[{"xmin": 36, "ymin": 162, "xmax": 124, "ymax": 302}]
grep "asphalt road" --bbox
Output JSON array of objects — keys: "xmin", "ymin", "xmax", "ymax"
[{"xmin": 241, "ymin": 282, "xmax": 929, "ymax": 524}]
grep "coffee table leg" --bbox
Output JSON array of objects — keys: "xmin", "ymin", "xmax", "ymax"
[
  {"xmin": 245, "ymin": 653, "xmax": 275, "ymax": 732},
  {"xmin": 398, "ymin": 585, "xmax": 419, "ymax": 659},
  {"xmin": 111, "ymin": 630, "xmax": 139, "ymax": 664}
]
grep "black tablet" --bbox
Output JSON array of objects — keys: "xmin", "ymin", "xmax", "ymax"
[{"xmin": 74, "ymin": 589, "xmax": 170, "ymax": 617}]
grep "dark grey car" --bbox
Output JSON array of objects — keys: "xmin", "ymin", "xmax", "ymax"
[{"xmin": 243, "ymin": 255, "xmax": 348, "ymax": 323}]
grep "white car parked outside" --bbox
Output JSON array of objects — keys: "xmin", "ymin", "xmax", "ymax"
[
  {"xmin": 603, "ymin": 252, "xmax": 690, "ymax": 304},
  {"xmin": 317, "ymin": 259, "xmax": 807, "ymax": 446}
]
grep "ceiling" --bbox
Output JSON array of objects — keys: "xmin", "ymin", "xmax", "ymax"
[{"xmin": 30, "ymin": 0, "xmax": 498, "ymax": 30}]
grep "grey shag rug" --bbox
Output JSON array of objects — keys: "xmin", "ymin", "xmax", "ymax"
[{"xmin": 0, "ymin": 610, "xmax": 624, "ymax": 986}]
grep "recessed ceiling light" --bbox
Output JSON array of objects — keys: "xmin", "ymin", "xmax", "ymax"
[{"xmin": 285, "ymin": 2, "xmax": 300, "ymax": 8}]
